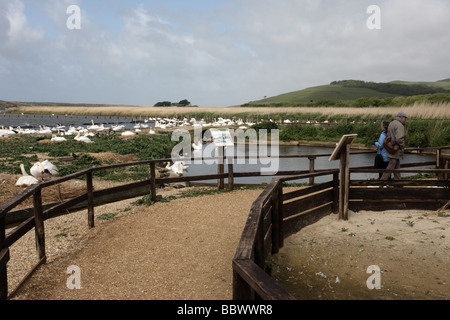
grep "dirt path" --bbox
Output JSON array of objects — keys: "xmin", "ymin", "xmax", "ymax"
[{"xmin": 10, "ymin": 189, "xmax": 262, "ymax": 300}]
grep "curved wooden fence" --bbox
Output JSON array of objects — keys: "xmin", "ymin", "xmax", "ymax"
[
  {"xmin": 1, "ymin": 147, "xmax": 449, "ymax": 299},
  {"xmin": 232, "ymin": 148, "xmax": 450, "ymax": 300}
]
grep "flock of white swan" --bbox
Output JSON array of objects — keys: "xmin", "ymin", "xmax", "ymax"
[
  {"xmin": 4, "ymin": 116, "xmax": 286, "ymax": 189},
  {"xmin": 15, "ymin": 160, "xmax": 59, "ymax": 187}
]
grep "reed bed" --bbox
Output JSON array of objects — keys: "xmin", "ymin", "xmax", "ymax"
[{"xmin": 13, "ymin": 102, "xmax": 450, "ymax": 119}]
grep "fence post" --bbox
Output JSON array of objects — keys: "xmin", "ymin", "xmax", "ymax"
[
  {"xmin": 271, "ymin": 182, "xmax": 281, "ymax": 254},
  {"xmin": 332, "ymin": 171, "xmax": 339, "ymax": 214},
  {"xmin": 218, "ymin": 147, "xmax": 224, "ymax": 190},
  {"xmin": 228, "ymin": 159, "xmax": 234, "ymax": 190},
  {"xmin": 33, "ymin": 188, "xmax": 46, "ymax": 262},
  {"xmin": 0, "ymin": 216, "xmax": 9, "ymax": 300},
  {"xmin": 308, "ymin": 156, "xmax": 316, "ymax": 185},
  {"xmin": 150, "ymin": 162, "xmax": 157, "ymax": 202},
  {"xmin": 86, "ymin": 171, "xmax": 95, "ymax": 228}
]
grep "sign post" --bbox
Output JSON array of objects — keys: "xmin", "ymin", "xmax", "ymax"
[
  {"xmin": 329, "ymin": 134, "xmax": 357, "ymax": 220},
  {"xmin": 210, "ymin": 129, "xmax": 234, "ymax": 190}
]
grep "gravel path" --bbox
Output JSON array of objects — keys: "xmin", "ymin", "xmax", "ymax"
[{"xmin": 9, "ymin": 188, "xmax": 262, "ymax": 300}]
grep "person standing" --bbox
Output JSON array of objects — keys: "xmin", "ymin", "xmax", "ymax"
[
  {"xmin": 374, "ymin": 120, "xmax": 390, "ymax": 179},
  {"xmin": 381, "ymin": 112, "xmax": 408, "ymax": 180}
]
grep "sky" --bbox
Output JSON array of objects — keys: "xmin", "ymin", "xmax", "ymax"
[{"xmin": 0, "ymin": 0, "xmax": 449, "ymax": 107}]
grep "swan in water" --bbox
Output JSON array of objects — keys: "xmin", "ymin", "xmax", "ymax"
[{"xmin": 16, "ymin": 164, "xmax": 39, "ymax": 187}]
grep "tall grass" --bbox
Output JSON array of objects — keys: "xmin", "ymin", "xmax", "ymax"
[{"xmin": 12, "ymin": 102, "xmax": 450, "ymax": 120}]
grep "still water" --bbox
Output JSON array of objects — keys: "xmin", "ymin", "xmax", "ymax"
[
  {"xmin": 0, "ymin": 112, "xmax": 152, "ymax": 130},
  {"xmin": 183, "ymin": 144, "xmax": 435, "ymax": 184}
]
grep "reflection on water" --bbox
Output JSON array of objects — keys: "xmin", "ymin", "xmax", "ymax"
[{"xmin": 184, "ymin": 144, "xmax": 435, "ymax": 184}]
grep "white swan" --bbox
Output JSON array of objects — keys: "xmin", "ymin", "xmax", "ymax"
[
  {"xmin": 121, "ymin": 131, "xmax": 136, "ymax": 136},
  {"xmin": 30, "ymin": 162, "xmax": 43, "ymax": 178},
  {"xmin": 50, "ymin": 134, "xmax": 67, "ymax": 142},
  {"xmin": 166, "ymin": 161, "xmax": 188, "ymax": 176},
  {"xmin": 75, "ymin": 131, "xmax": 93, "ymax": 143},
  {"xmin": 16, "ymin": 164, "xmax": 39, "ymax": 187},
  {"xmin": 192, "ymin": 141, "xmax": 202, "ymax": 150},
  {"xmin": 41, "ymin": 160, "xmax": 59, "ymax": 176},
  {"xmin": 149, "ymin": 129, "xmax": 156, "ymax": 134}
]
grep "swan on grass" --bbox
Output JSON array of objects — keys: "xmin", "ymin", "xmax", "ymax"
[
  {"xmin": 165, "ymin": 161, "xmax": 188, "ymax": 176},
  {"xmin": 74, "ymin": 131, "xmax": 93, "ymax": 143},
  {"xmin": 41, "ymin": 160, "xmax": 59, "ymax": 176},
  {"xmin": 30, "ymin": 162, "xmax": 52, "ymax": 181},
  {"xmin": 121, "ymin": 131, "xmax": 136, "ymax": 136},
  {"xmin": 51, "ymin": 134, "xmax": 67, "ymax": 142},
  {"xmin": 16, "ymin": 164, "xmax": 39, "ymax": 187}
]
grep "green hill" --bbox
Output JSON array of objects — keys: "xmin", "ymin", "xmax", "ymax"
[{"xmin": 245, "ymin": 79, "xmax": 450, "ymax": 106}]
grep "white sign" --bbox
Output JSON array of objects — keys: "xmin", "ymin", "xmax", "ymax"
[{"xmin": 210, "ymin": 128, "xmax": 234, "ymax": 147}]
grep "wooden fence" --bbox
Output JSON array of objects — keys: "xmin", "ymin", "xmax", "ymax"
[
  {"xmin": 232, "ymin": 147, "xmax": 450, "ymax": 300},
  {"xmin": 1, "ymin": 147, "xmax": 449, "ymax": 299}
]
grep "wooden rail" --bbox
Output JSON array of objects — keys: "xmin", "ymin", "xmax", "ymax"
[
  {"xmin": 0, "ymin": 146, "xmax": 449, "ymax": 299},
  {"xmin": 232, "ymin": 147, "xmax": 450, "ymax": 300}
]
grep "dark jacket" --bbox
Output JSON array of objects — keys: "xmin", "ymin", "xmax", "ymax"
[{"xmin": 386, "ymin": 117, "xmax": 406, "ymax": 159}]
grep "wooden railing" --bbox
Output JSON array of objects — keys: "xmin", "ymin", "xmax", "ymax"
[
  {"xmin": 232, "ymin": 148, "xmax": 450, "ymax": 300},
  {"xmin": 1, "ymin": 146, "xmax": 449, "ymax": 299}
]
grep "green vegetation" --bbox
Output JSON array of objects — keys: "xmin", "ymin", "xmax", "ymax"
[
  {"xmin": 244, "ymin": 79, "xmax": 450, "ymax": 107},
  {"xmin": 0, "ymin": 133, "xmax": 176, "ymax": 180},
  {"xmin": 277, "ymin": 119, "xmax": 450, "ymax": 147}
]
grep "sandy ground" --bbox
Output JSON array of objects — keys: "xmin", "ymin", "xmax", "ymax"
[
  {"xmin": 3, "ymin": 170, "xmax": 449, "ymax": 300},
  {"xmin": 272, "ymin": 209, "xmax": 450, "ymax": 300},
  {"xmin": 7, "ymin": 185, "xmax": 262, "ymax": 300}
]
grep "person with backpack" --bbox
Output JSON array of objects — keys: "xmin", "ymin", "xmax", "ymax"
[
  {"xmin": 374, "ymin": 120, "xmax": 390, "ymax": 179},
  {"xmin": 380, "ymin": 112, "xmax": 408, "ymax": 180}
]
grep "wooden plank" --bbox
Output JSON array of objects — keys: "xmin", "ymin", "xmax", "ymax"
[
  {"xmin": 5, "ymin": 216, "xmax": 35, "ymax": 248},
  {"xmin": 282, "ymin": 181, "xmax": 333, "ymax": 201},
  {"xmin": 33, "ymin": 189, "xmax": 46, "ymax": 262},
  {"xmin": 271, "ymin": 184, "xmax": 281, "ymax": 254},
  {"xmin": 86, "ymin": 171, "xmax": 94, "ymax": 228},
  {"xmin": 228, "ymin": 162, "xmax": 234, "ymax": 190},
  {"xmin": 150, "ymin": 163, "xmax": 157, "ymax": 202},
  {"xmin": 283, "ymin": 189, "xmax": 333, "ymax": 219},
  {"xmin": 351, "ymin": 180, "xmax": 449, "ymax": 187},
  {"xmin": 349, "ymin": 187, "xmax": 450, "ymax": 201},
  {"xmin": 283, "ymin": 203, "xmax": 333, "ymax": 239},
  {"xmin": 349, "ymin": 199, "xmax": 448, "ymax": 212},
  {"xmin": 232, "ymin": 259, "xmax": 296, "ymax": 300},
  {"xmin": 0, "ymin": 186, "xmax": 38, "ymax": 220},
  {"xmin": 0, "ymin": 248, "xmax": 9, "ymax": 300}
]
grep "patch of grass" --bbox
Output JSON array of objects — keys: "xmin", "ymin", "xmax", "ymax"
[
  {"xmin": 97, "ymin": 213, "xmax": 118, "ymax": 220},
  {"xmin": 385, "ymin": 236, "xmax": 395, "ymax": 241}
]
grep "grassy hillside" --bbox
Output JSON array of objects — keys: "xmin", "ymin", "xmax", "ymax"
[
  {"xmin": 246, "ymin": 79, "xmax": 450, "ymax": 106},
  {"xmin": 248, "ymin": 85, "xmax": 399, "ymax": 105}
]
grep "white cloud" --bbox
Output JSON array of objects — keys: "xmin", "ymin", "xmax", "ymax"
[{"xmin": 0, "ymin": 0, "xmax": 449, "ymax": 106}]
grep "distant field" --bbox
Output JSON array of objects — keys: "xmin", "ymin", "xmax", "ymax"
[
  {"xmin": 250, "ymin": 84, "xmax": 400, "ymax": 104},
  {"xmin": 12, "ymin": 102, "xmax": 450, "ymax": 120},
  {"xmin": 247, "ymin": 79, "xmax": 450, "ymax": 106}
]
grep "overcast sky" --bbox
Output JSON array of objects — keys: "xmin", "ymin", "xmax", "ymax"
[{"xmin": 1, "ymin": 0, "xmax": 449, "ymax": 107}]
